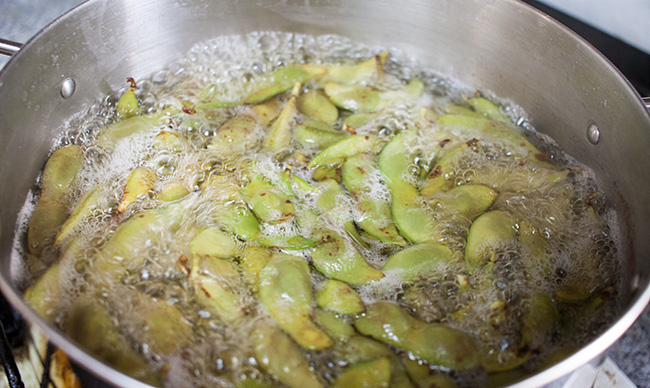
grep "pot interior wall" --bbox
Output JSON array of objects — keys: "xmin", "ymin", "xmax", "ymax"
[{"xmin": 1, "ymin": 0, "xmax": 649, "ymax": 387}]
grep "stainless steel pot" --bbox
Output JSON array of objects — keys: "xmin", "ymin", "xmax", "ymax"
[{"xmin": 1, "ymin": 1, "xmax": 649, "ymax": 387}]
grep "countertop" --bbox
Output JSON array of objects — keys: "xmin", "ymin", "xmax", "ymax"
[{"xmin": 0, "ymin": 1, "xmax": 649, "ymax": 387}]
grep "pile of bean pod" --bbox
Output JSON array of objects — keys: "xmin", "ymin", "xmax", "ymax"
[{"xmin": 22, "ymin": 48, "xmax": 619, "ymax": 388}]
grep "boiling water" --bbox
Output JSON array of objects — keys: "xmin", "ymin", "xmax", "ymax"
[{"xmin": 15, "ymin": 32, "xmax": 621, "ymax": 387}]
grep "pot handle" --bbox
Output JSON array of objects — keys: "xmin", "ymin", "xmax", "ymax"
[
  {"xmin": 643, "ymin": 97, "xmax": 650, "ymax": 111},
  {"xmin": 0, "ymin": 38, "xmax": 22, "ymax": 57}
]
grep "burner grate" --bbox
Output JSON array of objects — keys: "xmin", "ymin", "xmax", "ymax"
[{"xmin": 0, "ymin": 295, "xmax": 62, "ymax": 388}]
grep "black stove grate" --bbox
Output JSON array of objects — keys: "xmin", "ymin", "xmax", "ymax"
[
  {"xmin": 0, "ymin": 319, "xmax": 25, "ymax": 388},
  {"xmin": 1, "ymin": 294, "xmax": 55, "ymax": 388},
  {"xmin": 0, "ymin": 294, "xmax": 25, "ymax": 388}
]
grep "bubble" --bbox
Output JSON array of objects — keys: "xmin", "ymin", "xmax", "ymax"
[{"xmin": 258, "ymin": 34, "xmax": 278, "ymax": 52}]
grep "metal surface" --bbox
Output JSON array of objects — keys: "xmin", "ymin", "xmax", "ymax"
[{"xmin": 0, "ymin": 0, "xmax": 649, "ymax": 387}]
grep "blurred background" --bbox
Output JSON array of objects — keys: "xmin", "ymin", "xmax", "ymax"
[{"xmin": 525, "ymin": 0, "xmax": 650, "ymax": 96}]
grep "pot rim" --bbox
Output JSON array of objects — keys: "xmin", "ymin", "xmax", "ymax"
[{"xmin": 1, "ymin": 1, "xmax": 649, "ymax": 387}]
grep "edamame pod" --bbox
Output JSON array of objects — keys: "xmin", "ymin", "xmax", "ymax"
[
  {"xmin": 52, "ymin": 188, "xmax": 103, "ymax": 249},
  {"xmin": 152, "ymin": 131, "xmax": 185, "ymax": 152},
  {"xmin": 342, "ymin": 153, "xmax": 406, "ymax": 245},
  {"xmin": 435, "ymin": 114, "xmax": 554, "ymax": 168},
  {"xmin": 468, "ymin": 97, "xmax": 509, "ymax": 123},
  {"xmin": 229, "ymin": 172, "xmax": 317, "ymax": 249},
  {"xmin": 259, "ymin": 253, "xmax": 332, "ymax": 350},
  {"xmin": 321, "ymin": 51, "xmax": 388, "ymax": 85},
  {"xmin": 262, "ymin": 82, "xmax": 300, "ymax": 154},
  {"xmin": 239, "ymin": 246, "xmax": 272, "ymax": 291},
  {"xmin": 518, "ymin": 220, "xmax": 551, "ymax": 271},
  {"xmin": 419, "ymin": 107, "xmax": 439, "ymax": 122},
  {"xmin": 420, "ymin": 140, "xmax": 478, "ymax": 197},
  {"xmin": 116, "ymin": 77, "xmax": 140, "ymax": 119},
  {"xmin": 27, "ymin": 145, "xmax": 84, "ymax": 256},
  {"xmin": 311, "ymin": 165, "xmax": 342, "ymax": 182},
  {"xmin": 332, "ymin": 357, "xmax": 391, "ymax": 388},
  {"xmin": 342, "ymin": 111, "xmax": 381, "ymax": 132},
  {"xmin": 209, "ymin": 113, "xmax": 261, "ymax": 155},
  {"xmin": 521, "ymin": 291, "xmax": 559, "ymax": 346},
  {"xmin": 257, "ymin": 234, "xmax": 319, "ymax": 250},
  {"xmin": 324, "ymin": 78, "xmax": 423, "ymax": 112},
  {"xmin": 400, "ymin": 285, "xmax": 448, "ymax": 323},
  {"xmin": 251, "ymin": 98, "xmax": 283, "ymax": 126},
  {"xmin": 24, "ymin": 239, "xmax": 83, "ymax": 322},
  {"xmin": 315, "ymin": 279, "xmax": 365, "ymax": 315},
  {"xmin": 311, "ymin": 229, "xmax": 384, "ymax": 285},
  {"xmin": 204, "ymin": 177, "xmax": 262, "ymax": 240},
  {"xmin": 94, "ymin": 201, "xmax": 187, "ymax": 279},
  {"xmin": 425, "ymin": 184, "xmax": 497, "ymax": 220},
  {"xmin": 480, "ymin": 346, "xmax": 531, "ymax": 373},
  {"xmin": 116, "ymin": 167, "xmax": 157, "ymax": 215},
  {"xmin": 297, "ymin": 89, "xmax": 339, "ymax": 124},
  {"xmin": 446, "ymin": 105, "xmax": 484, "ymax": 118},
  {"xmin": 378, "ymin": 130, "xmax": 440, "ymax": 243},
  {"xmin": 245, "ymin": 65, "xmax": 326, "ymax": 104},
  {"xmin": 402, "ymin": 358, "xmax": 458, "ymax": 388},
  {"xmin": 67, "ymin": 301, "xmax": 161, "ymax": 386},
  {"xmin": 553, "ymin": 208, "xmax": 604, "ymax": 304},
  {"xmin": 235, "ymin": 378, "xmax": 274, "ymax": 388},
  {"xmin": 479, "ymin": 299, "xmax": 535, "ymax": 372},
  {"xmin": 314, "ymin": 178, "xmax": 368, "ymax": 248},
  {"xmin": 127, "ymin": 293, "xmax": 192, "ymax": 355},
  {"xmin": 552, "ymin": 280, "xmax": 594, "ymax": 304},
  {"xmin": 194, "ymin": 98, "xmax": 237, "ymax": 110},
  {"xmin": 267, "ymin": 170, "xmax": 323, "ymax": 246},
  {"xmin": 279, "ymin": 167, "xmax": 316, "ymax": 197},
  {"xmin": 338, "ymin": 335, "xmax": 414, "ymax": 388},
  {"xmin": 465, "ymin": 210, "xmax": 517, "ymax": 269},
  {"xmin": 192, "ymin": 84, "xmax": 238, "ymax": 110},
  {"xmin": 211, "ymin": 99, "xmax": 284, "ymax": 153},
  {"xmin": 241, "ymin": 176, "xmax": 295, "ymax": 224},
  {"xmin": 308, "ymin": 134, "xmax": 384, "ymax": 170},
  {"xmin": 251, "ymin": 325, "xmax": 324, "ymax": 388},
  {"xmin": 189, "ymin": 229, "xmax": 247, "ymax": 323},
  {"xmin": 190, "ymin": 228, "xmax": 239, "ymax": 260},
  {"xmin": 382, "ymin": 242, "xmax": 453, "ymax": 283},
  {"xmin": 158, "ymin": 181, "xmax": 190, "ymax": 202},
  {"xmin": 97, "ymin": 108, "xmax": 175, "ymax": 149},
  {"xmin": 295, "ymin": 120, "xmax": 347, "ymax": 150},
  {"xmin": 354, "ymin": 301, "xmax": 480, "ymax": 370},
  {"xmin": 220, "ymin": 202, "xmax": 262, "ymax": 241},
  {"xmin": 312, "ymin": 308, "xmax": 355, "ymax": 343},
  {"xmin": 324, "ymin": 82, "xmax": 381, "ymax": 112},
  {"xmin": 314, "ymin": 179, "xmax": 346, "ymax": 214},
  {"xmin": 24, "ymin": 261, "xmax": 64, "ymax": 322}
]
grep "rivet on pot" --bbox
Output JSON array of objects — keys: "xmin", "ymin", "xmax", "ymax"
[
  {"xmin": 587, "ymin": 123, "xmax": 600, "ymax": 145},
  {"xmin": 60, "ymin": 77, "xmax": 76, "ymax": 99}
]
